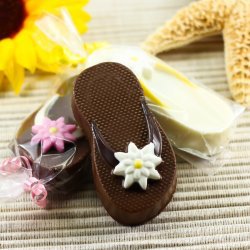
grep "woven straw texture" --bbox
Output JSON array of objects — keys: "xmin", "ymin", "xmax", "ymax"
[{"xmin": 1, "ymin": 0, "xmax": 250, "ymax": 249}]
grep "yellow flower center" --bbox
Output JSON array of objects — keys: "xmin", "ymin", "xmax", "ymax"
[
  {"xmin": 0, "ymin": 0, "xmax": 27, "ymax": 39},
  {"xmin": 49, "ymin": 127, "xmax": 58, "ymax": 134},
  {"xmin": 134, "ymin": 159, "xmax": 143, "ymax": 169}
]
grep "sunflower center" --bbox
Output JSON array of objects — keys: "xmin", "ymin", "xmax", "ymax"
[
  {"xmin": 0, "ymin": 0, "xmax": 26, "ymax": 39},
  {"xmin": 134, "ymin": 159, "xmax": 143, "ymax": 169},
  {"xmin": 49, "ymin": 127, "xmax": 58, "ymax": 134}
]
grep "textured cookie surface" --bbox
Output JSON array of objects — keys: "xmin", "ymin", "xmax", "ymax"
[{"xmin": 73, "ymin": 62, "xmax": 176, "ymax": 225}]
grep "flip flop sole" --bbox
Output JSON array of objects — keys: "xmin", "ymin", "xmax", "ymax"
[{"xmin": 72, "ymin": 62, "xmax": 176, "ymax": 225}]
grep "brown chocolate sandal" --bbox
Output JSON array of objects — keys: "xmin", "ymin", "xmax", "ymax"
[
  {"xmin": 72, "ymin": 62, "xmax": 176, "ymax": 225},
  {"xmin": 13, "ymin": 87, "xmax": 91, "ymax": 195}
]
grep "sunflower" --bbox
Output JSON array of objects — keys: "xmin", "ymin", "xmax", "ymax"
[{"xmin": 0, "ymin": 0, "xmax": 91, "ymax": 93}]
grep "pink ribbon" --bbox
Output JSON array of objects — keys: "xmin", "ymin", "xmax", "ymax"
[
  {"xmin": 24, "ymin": 177, "xmax": 48, "ymax": 208},
  {"xmin": 0, "ymin": 156, "xmax": 47, "ymax": 208},
  {"xmin": 0, "ymin": 157, "xmax": 25, "ymax": 175}
]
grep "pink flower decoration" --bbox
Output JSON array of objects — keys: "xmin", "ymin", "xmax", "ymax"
[{"xmin": 31, "ymin": 117, "xmax": 76, "ymax": 153}]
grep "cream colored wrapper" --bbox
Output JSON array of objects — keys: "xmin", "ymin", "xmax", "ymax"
[{"xmin": 84, "ymin": 46, "xmax": 244, "ymax": 163}]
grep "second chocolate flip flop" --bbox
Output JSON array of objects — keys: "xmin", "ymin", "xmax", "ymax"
[{"xmin": 72, "ymin": 62, "xmax": 176, "ymax": 225}]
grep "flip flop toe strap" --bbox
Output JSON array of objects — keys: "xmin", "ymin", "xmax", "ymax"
[{"xmin": 92, "ymin": 98, "xmax": 162, "ymax": 168}]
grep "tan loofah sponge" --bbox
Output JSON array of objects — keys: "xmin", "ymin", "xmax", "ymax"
[{"xmin": 143, "ymin": 0, "xmax": 250, "ymax": 107}]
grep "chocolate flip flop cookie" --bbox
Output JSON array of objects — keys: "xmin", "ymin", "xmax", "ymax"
[
  {"xmin": 13, "ymin": 86, "xmax": 91, "ymax": 195},
  {"xmin": 72, "ymin": 62, "xmax": 176, "ymax": 225}
]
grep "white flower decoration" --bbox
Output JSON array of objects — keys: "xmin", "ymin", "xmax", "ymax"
[{"xmin": 113, "ymin": 142, "xmax": 162, "ymax": 190}]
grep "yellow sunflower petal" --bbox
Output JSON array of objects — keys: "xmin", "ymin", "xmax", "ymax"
[
  {"xmin": 34, "ymin": 11, "xmax": 87, "ymax": 62},
  {"xmin": 28, "ymin": 0, "xmax": 89, "ymax": 15},
  {"xmin": 25, "ymin": 0, "xmax": 42, "ymax": 14},
  {"xmin": 36, "ymin": 61, "xmax": 61, "ymax": 73},
  {"xmin": 5, "ymin": 60, "xmax": 25, "ymax": 94},
  {"xmin": 35, "ymin": 43, "xmax": 64, "ymax": 73},
  {"xmin": 14, "ymin": 30, "xmax": 37, "ymax": 73},
  {"xmin": 32, "ymin": 27, "xmax": 65, "ymax": 65},
  {"xmin": 40, "ymin": 0, "xmax": 89, "ymax": 10},
  {"xmin": 0, "ymin": 39, "xmax": 14, "ymax": 70},
  {"xmin": 84, "ymin": 42, "xmax": 109, "ymax": 54},
  {"xmin": 36, "ymin": 60, "xmax": 61, "ymax": 73},
  {"xmin": 0, "ymin": 71, "xmax": 4, "ymax": 91},
  {"xmin": 67, "ymin": 7, "xmax": 91, "ymax": 34}
]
